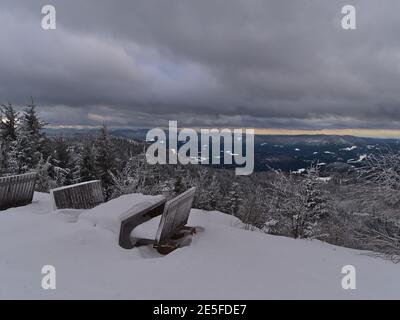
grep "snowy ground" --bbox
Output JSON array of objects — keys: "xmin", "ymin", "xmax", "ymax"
[{"xmin": 0, "ymin": 192, "xmax": 399, "ymax": 300}]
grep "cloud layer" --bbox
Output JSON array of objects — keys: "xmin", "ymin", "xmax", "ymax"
[{"xmin": 2, "ymin": 0, "xmax": 400, "ymax": 130}]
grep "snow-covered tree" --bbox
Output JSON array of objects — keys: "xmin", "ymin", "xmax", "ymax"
[
  {"xmin": 352, "ymin": 153, "xmax": 400, "ymax": 262},
  {"xmin": 239, "ymin": 185, "xmax": 269, "ymax": 230},
  {"xmin": 0, "ymin": 104, "xmax": 19, "ymax": 173},
  {"xmin": 48, "ymin": 137, "xmax": 74, "ymax": 186},
  {"xmin": 17, "ymin": 99, "xmax": 46, "ymax": 171},
  {"xmin": 109, "ymin": 153, "xmax": 156, "ymax": 198},
  {"xmin": 0, "ymin": 103, "xmax": 19, "ymax": 141},
  {"xmin": 193, "ymin": 173, "xmax": 221, "ymax": 211},
  {"xmin": 35, "ymin": 156, "xmax": 57, "ymax": 192},
  {"xmin": 79, "ymin": 142, "xmax": 98, "ymax": 182},
  {"xmin": 95, "ymin": 125, "xmax": 117, "ymax": 199},
  {"xmin": 268, "ymin": 167, "xmax": 330, "ymax": 239},
  {"xmin": 224, "ymin": 181, "xmax": 242, "ymax": 216},
  {"xmin": 299, "ymin": 169, "xmax": 330, "ymax": 238}
]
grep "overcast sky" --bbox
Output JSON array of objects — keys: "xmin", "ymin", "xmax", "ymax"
[{"xmin": 1, "ymin": 0, "xmax": 400, "ymax": 132}]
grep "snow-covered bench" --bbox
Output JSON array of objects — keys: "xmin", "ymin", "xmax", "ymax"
[
  {"xmin": 0, "ymin": 172, "xmax": 37, "ymax": 210},
  {"xmin": 119, "ymin": 187, "xmax": 197, "ymax": 254},
  {"xmin": 50, "ymin": 180, "xmax": 104, "ymax": 210}
]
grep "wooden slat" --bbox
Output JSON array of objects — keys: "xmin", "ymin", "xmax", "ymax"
[
  {"xmin": 154, "ymin": 187, "xmax": 196, "ymax": 247},
  {"xmin": 50, "ymin": 180, "xmax": 105, "ymax": 210},
  {"xmin": 0, "ymin": 173, "xmax": 38, "ymax": 210}
]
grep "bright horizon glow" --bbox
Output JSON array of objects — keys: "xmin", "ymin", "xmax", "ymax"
[
  {"xmin": 46, "ymin": 125, "xmax": 400, "ymax": 139},
  {"xmin": 253, "ymin": 128, "xmax": 400, "ymax": 139}
]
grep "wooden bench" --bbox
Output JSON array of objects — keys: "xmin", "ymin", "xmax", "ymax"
[
  {"xmin": 0, "ymin": 172, "xmax": 37, "ymax": 211},
  {"xmin": 50, "ymin": 180, "xmax": 105, "ymax": 210},
  {"xmin": 118, "ymin": 187, "xmax": 197, "ymax": 254}
]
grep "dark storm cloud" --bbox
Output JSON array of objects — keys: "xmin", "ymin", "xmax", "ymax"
[{"xmin": 1, "ymin": 0, "xmax": 400, "ymax": 129}]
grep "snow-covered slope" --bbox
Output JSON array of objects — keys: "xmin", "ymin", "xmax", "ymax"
[{"xmin": 0, "ymin": 193, "xmax": 399, "ymax": 300}]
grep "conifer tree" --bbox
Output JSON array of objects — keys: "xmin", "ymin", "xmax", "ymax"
[
  {"xmin": 95, "ymin": 125, "xmax": 116, "ymax": 199},
  {"xmin": 225, "ymin": 182, "xmax": 242, "ymax": 216},
  {"xmin": 79, "ymin": 142, "xmax": 98, "ymax": 182},
  {"xmin": 18, "ymin": 98, "xmax": 46, "ymax": 171},
  {"xmin": 49, "ymin": 137, "xmax": 72, "ymax": 186},
  {"xmin": 0, "ymin": 103, "xmax": 19, "ymax": 172},
  {"xmin": 300, "ymin": 170, "xmax": 330, "ymax": 238},
  {"xmin": 0, "ymin": 103, "xmax": 19, "ymax": 141},
  {"xmin": 35, "ymin": 156, "xmax": 56, "ymax": 192}
]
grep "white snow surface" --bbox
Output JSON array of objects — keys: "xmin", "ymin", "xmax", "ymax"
[
  {"xmin": 348, "ymin": 154, "xmax": 368, "ymax": 164},
  {"xmin": 50, "ymin": 180, "xmax": 101, "ymax": 192},
  {"xmin": 0, "ymin": 192, "xmax": 399, "ymax": 300},
  {"xmin": 340, "ymin": 146, "xmax": 357, "ymax": 151}
]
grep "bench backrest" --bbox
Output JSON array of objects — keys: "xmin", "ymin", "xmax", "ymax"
[
  {"xmin": 119, "ymin": 197, "xmax": 167, "ymax": 249},
  {"xmin": 155, "ymin": 187, "xmax": 196, "ymax": 247},
  {"xmin": 50, "ymin": 180, "xmax": 104, "ymax": 210},
  {"xmin": 0, "ymin": 172, "xmax": 37, "ymax": 210}
]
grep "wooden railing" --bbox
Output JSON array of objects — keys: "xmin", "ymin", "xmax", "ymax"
[
  {"xmin": 0, "ymin": 172, "xmax": 38, "ymax": 210},
  {"xmin": 50, "ymin": 180, "xmax": 105, "ymax": 210}
]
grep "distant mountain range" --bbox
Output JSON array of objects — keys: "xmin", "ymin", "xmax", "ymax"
[
  {"xmin": 252, "ymin": 134, "xmax": 400, "ymax": 171},
  {"xmin": 45, "ymin": 127, "xmax": 150, "ymax": 140},
  {"xmin": 46, "ymin": 128, "xmax": 400, "ymax": 172}
]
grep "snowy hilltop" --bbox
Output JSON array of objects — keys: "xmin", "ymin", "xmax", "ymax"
[{"xmin": 0, "ymin": 192, "xmax": 399, "ymax": 300}]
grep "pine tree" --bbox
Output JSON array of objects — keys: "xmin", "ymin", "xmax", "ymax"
[
  {"xmin": 300, "ymin": 171, "xmax": 330, "ymax": 238},
  {"xmin": 173, "ymin": 168, "xmax": 191, "ymax": 196},
  {"xmin": 239, "ymin": 185, "xmax": 269, "ymax": 230},
  {"xmin": 49, "ymin": 137, "xmax": 72, "ymax": 186},
  {"xmin": 224, "ymin": 182, "xmax": 242, "ymax": 216},
  {"xmin": 0, "ymin": 104, "xmax": 19, "ymax": 173},
  {"xmin": 0, "ymin": 103, "xmax": 19, "ymax": 141},
  {"xmin": 79, "ymin": 142, "xmax": 98, "ymax": 182},
  {"xmin": 0, "ymin": 141, "xmax": 5, "ymax": 172},
  {"xmin": 95, "ymin": 125, "xmax": 116, "ymax": 199},
  {"xmin": 35, "ymin": 156, "xmax": 56, "ymax": 192},
  {"xmin": 109, "ymin": 154, "xmax": 142, "ymax": 199},
  {"xmin": 21, "ymin": 99, "xmax": 46, "ymax": 136},
  {"xmin": 281, "ymin": 167, "xmax": 330, "ymax": 239},
  {"xmin": 18, "ymin": 98, "xmax": 46, "ymax": 170},
  {"xmin": 66, "ymin": 145, "xmax": 82, "ymax": 185},
  {"xmin": 194, "ymin": 174, "xmax": 221, "ymax": 211},
  {"xmin": 7, "ymin": 140, "xmax": 20, "ymax": 173}
]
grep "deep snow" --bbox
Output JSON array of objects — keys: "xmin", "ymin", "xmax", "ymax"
[{"xmin": 0, "ymin": 192, "xmax": 399, "ymax": 300}]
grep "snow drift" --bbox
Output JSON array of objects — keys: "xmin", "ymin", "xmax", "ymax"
[{"xmin": 0, "ymin": 193, "xmax": 399, "ymax": 300}]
